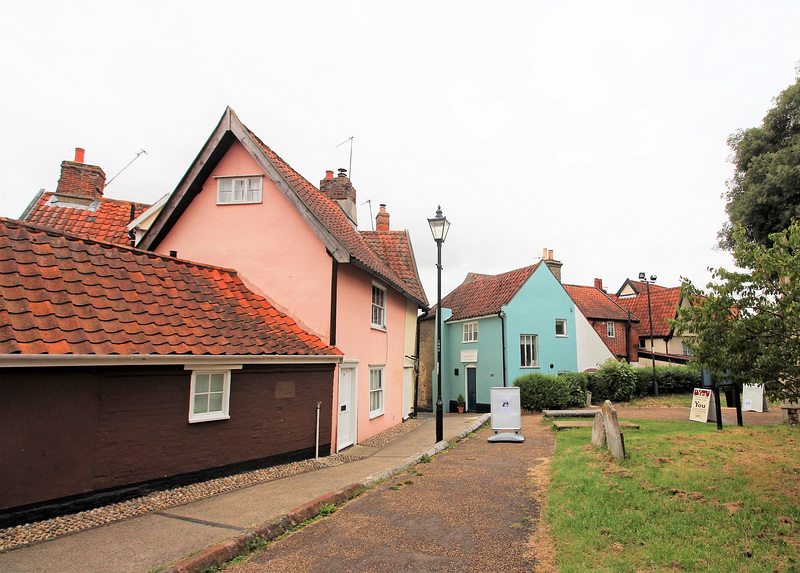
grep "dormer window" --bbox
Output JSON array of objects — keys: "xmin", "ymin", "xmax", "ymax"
[{"xmin": 217, "ymin": 176, "xmax": 263, "ymax": 204}]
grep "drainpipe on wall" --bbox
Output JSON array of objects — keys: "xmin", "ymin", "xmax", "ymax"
[
  {"xmin": 328, "ymin": 254, "xmax": 338, "ymax": 346},
  {"xmin": 499, "ymin": 311, "xmax": 508, "ymax": 387},
  {"xmin": 625, "ymin": 309, "xmax": 632, "ymax": 362},
  {"xmin": 412, "ymin": 317, "xmax": 422, "ymax": 418}
]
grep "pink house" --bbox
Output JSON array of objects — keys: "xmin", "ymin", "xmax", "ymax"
[{"xmin": 139, "ymin": 108, "xmax": 428, "ymax": 451}]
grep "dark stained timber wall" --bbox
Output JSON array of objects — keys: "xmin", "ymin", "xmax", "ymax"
[{"xmin": 0, "ymin": 363, "xmax": 335, "ymax": 512}]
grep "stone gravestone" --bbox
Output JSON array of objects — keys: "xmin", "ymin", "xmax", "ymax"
[
  {"xmin": 591, "ymin": 410, "xmax": 605, "ymax": 447},
  {"xmin": 591, "ymin": 400, "xmax": 625, "ymax": 460}
]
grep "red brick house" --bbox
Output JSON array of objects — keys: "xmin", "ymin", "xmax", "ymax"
[
  {"xmin": 0, "ymin": 218, "xmax": 341, "ymax": 521},
  {"xmin": 614, "ymin": 279, "xmax": 693, "ymax": 365},
  {"xmin": 563, "ymin": 279, "xmax": 638, "ymax": 366}
]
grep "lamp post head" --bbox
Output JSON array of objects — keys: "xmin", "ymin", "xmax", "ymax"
[
  {"xmin": 428, "ymin": 205, "xmax": 450, "ymax": 243},
  {"xmin": 638, "ymin": 272, "xmax": 646, "ymax": 281},
  {"xmin": 650, "ymin": 274, "xmax": 657, "ymax": 282}
]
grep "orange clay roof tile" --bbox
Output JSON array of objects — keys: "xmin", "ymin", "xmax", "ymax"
[
  {"xmin": 0, "ymin": 218, "xmax": 340, "ymax": 358},
  {"xmin": 431, "ymin": 264, "xmax": 541, "ymax": 321},
  {"xmin": 21, "ymin": 191, "xmax": 150, "ymax": 246},
  {"xmin": 562, "ymin": 284, "xmax": 635, "ymax": 322},
  {"xmin": 614, "ymin": 287, "xmax": 683, "ymax": 338}
]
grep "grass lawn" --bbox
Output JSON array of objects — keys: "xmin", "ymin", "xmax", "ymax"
[
  {"xmin": 543, "ymin": 418, "xmax": 800, "ymax": 572},
  {"xmin": 623, "ymin": 392, "xmax": 784, "ymax": 410}
]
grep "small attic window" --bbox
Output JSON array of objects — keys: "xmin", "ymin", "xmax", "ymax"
[{"xmin": 217, "ymin": 176, "xmax": 263, "ymax": 205}]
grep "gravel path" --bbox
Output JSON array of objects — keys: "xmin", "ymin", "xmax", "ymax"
[
  {"xmin": 226, "ymin": 415, "xmax": 555, "ymax": 573},
  {"xmin": 0, "ymin": 420, "xmax": 420, "ymax": 553}
]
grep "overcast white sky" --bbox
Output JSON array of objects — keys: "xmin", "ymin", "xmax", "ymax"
[{"xmin": 1, "ymin": 1, "xmax": 798, "ymax": 300}]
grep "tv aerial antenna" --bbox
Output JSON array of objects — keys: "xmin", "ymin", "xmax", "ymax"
[
  {"xmin": 336, "ymin": 136, "xmax": 354, "ymax": 180},
  {"xmin": 105, "ymin": 149, "xmax": 148, "ymax": 189}
]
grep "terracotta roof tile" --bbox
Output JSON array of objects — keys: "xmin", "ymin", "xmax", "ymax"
[
  {"xmin": 0, "ymin": 218, "xmax": 340, "ymax": 357},
  {"xmin": 563, "ymin": 284, "xmax": 635, "ymax": 322},
  {"xmin": 241, "ymin": 126, "xmax": 428, "ymax": 307},
  {"xmin": 614, "ymin": 287, "xmax": 683, "ymax": 338},
  {"xmin": 361, "ymin": 230, "xmax": 428, "ymax": 306},
  {"xmin": 21, "ymin": 191, "xmax": 149, "ymax": 246},
  {"xmin": 433, "ymin": 264, "xmax": 540, "ymax": 321}
]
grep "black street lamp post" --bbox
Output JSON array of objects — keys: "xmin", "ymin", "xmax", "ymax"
[
  {"xmin": 428, "ymin": 206, "xmax": 450, "ymax": 443},
  {"xmin": 639, "ymin": 272, "xmax": 659, "ymax": 397}
]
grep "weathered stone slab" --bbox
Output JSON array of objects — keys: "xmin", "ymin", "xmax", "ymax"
[
  {"xmin": 542, "ymin": 409, "xmax": 601, "ymax": 418},
  {"xmin": 602, "ymin": 400, "xmax": 625, "ymax": 460},
  {"xmin": 552, "ymin": 420, "xmax": 640, "ymax": 430},
  {"xmin": 591, "ymin": 410, "xmax": 606, "ymax": 447}
]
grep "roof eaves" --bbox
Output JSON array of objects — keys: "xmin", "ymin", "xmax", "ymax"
[{"xmin": 0, "ymin": 354, "xmax": 344, "ymax": 368}]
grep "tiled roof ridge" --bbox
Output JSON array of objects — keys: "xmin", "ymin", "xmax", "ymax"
[
  {"xmin": 438, "ymin": 262, "xmax": 540, "ymax": 321},
  {"xmin": 240, "ymin": 123, "xmax": 426, "ymax": 306},
  {"xmin": 2, "ymin": 217, "xmax": 247, "ymax": 278},
  {"xmin": 563, "ymin": 282, "xmax": 638, "ymax": 322}
]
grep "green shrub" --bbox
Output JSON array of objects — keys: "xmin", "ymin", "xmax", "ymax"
[
  {"xmin": 588, "ymin": 359, "xmax": 636, "ymax": 403},
  {"xmin": 513, "ymin": 372, "xmax": 586, "ymax": 411},
  {"xmin": 633, "ymin": 365, "xmax": 702, "ymax": 396}
]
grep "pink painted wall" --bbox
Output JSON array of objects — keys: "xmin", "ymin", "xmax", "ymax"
[
  {"xmin": 155, "ymin": 142, "xmax": 333, "ymax": 340},
  {"xmin": 155, "ymin": 141, "xmax": 412, "ymax": 445},
  {"xmin": 336, "ymin": 264, "xmax": 407, "ymax": 440}
]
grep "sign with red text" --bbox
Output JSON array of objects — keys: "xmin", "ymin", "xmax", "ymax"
[{"xmin": 690, "ymin": 388, "xmax": 717, "ymax": 423}]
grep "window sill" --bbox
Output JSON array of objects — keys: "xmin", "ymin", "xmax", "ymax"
[
  {"xmin": 216, "ymin": 201, "xmax": 263, "ymax": 206},
  {"xmin": 520, "ymin": 366, "xmax": 540, "ymax": 369},
  {"xmin": 369, "ymin": 411, "xmax": 384, "ymax": 420},
  {"xmin": 189, "ymin": 413, "xmax": 231, "ymax": 424},
  {"xmin": 371, "ymin": 325, "xmax": 387, "ymax": 332}
]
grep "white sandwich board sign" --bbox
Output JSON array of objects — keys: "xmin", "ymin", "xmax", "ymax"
[
  {"xmin": 488, "ymin": 386, "xmax": 525, "ymax": 442},
  {"xmin": 743, "ymin": 384, "xmax": 768, "ymax": 412}
]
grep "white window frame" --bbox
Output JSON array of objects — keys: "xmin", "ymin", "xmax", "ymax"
[
  {"xmin": 555, "ymin": 319, "xmax": 567, "ymax": 337},
  {"xmin": 371, "ymin": 283, "xmax": 387, "ymax": 330},
  {"xmin": 216, "ymin": 175, "xmax": 263, "ymax": 205},
  {"xmin": 462, "ymin": 321, "xmax": 478, "ymax": 343},
  {"xmin": 607, "ymin": 321, "xmax": 616, "ymax": 338},
  {"xmin": 189, "ymin": 369, "xmax": 232, "ymax": 423},
  {"xmin": 369, "ymin": 365, "xmax": 385, "ymax": 418},
  {"xmin": 682, "ymin": 340, "xmax": 692, "ymax": 356},
  {"xmin": 520, "ymin": 334, "xmax": 539, "ymax": 368}
]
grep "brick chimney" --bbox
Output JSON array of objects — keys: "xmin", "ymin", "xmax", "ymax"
[
  {"xmin": 375, "ymin": 204, "xmax": 390, "ymax": 231},
  {"xmin": 55, "ymin": 148, "xmax": 105, "ymax": 204},
  {"xmin": 594, "ymin": 278, "xmax": 604, "ymax": 291},
  {"xmin": 542, "ymin": 248, "xmax": 563, "ymax": 283},
  {"xmin": 320, "ymin": 168, "xmax": 357, "ymax": 225}
]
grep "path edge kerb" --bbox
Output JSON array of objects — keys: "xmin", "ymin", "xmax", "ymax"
[{"xmin": 161, "ymin": 414, "xmax": 490, "ymax": 573}]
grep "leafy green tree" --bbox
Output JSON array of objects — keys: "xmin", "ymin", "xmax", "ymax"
[
  {"xmin": 720, "ymin": 70, "xmax": 800, "ymax": 249},
  {"xmin": 675, "ymin": 223, "xmax": 800, "ymax": 402}
]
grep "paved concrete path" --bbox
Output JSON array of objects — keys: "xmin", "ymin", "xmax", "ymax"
[
  {"xmin": 0, "ymin": 414, "xmax": 488, "ymax": 573},
  {"xmin": 225, "ymin": 415, "xmax": 556, "ymax": 573}
]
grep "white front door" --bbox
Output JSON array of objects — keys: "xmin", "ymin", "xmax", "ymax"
[{"xmin": 337, "ymin": 366, "xmax": 357, "ymax": 451}]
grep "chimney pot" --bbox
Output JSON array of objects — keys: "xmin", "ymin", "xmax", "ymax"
[
  {"xmin": 320, "ymin": 168, "xmax": 357, "ymax": 224},
  {"xmin": 74, "ymin": 148, "xmax": 85, "ymax": 163},
  {"xmin": 548, "ymin": 249, "xmax": 554, "ymax": 260},
  {"xmin": 376, "ymin": 204, "xmax": 390, "ymax": 231}
]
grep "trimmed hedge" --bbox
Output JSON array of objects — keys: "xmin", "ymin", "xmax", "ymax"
[
  {"xmin": 632, "ymin": 365, "xmax": 702, "ymax": 396},
  {"xmin": 513, "ymin": 372, "xmax": 586, "ymax": 411},
  {"xmin": 513, "ymin": 364, "xmax": 701, "ymax": 411}
]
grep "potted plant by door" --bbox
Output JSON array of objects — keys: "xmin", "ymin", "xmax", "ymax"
[{"xmin": 457, "ymin": 393, "xmax": 465, "ymax": 414}]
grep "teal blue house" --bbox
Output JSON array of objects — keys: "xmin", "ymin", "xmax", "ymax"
[{"xmin": 424, "ymin": 256, "xmax": 578, "ymax": 412}]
